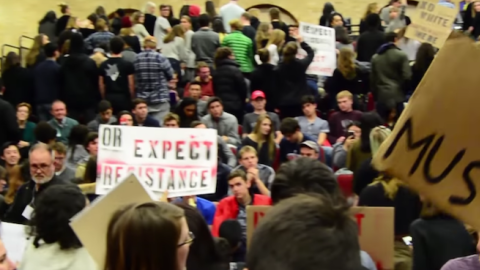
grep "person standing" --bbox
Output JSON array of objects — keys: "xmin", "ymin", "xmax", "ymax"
[
  {"xmin": 144, "ymin": 2, "xmax": 158, "ymax": 36},
  {"xmin": 134, "ymin": 37, "xmax": 174, "ymax": 124},
  {"xmin": 221, "ymin": 20, "xmax": 254, "ymax": 79},
  {"xmin": 55, "ymin": 4, "xmax": 71, "ymax": 36},
  {"xmin": 192, "ymin": 14, "xmax": 220, "ymax": 68},
  {"xmin": 219, "ymin": 0, "xmax": 245, "ymax": 33},
  {"xmin": 38, "ymin": 11, "xmax": 57, "ymax": 44},
  {"xmin": 0, "ymin": 99, "xmax": 20, "ymax": 150},
  {"xmin": 154, "ymin": 5, "xmax": 172, "ymax": 49}
]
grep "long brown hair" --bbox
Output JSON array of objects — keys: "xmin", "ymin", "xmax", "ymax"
[
  {"xmin": 266, "ymin": 29, "xmax": 285, "ymax": 51},
  {"xmin": 362, "ymin": 3, "xmax": 378, "ymax": 20},
  {"xmin": 4, "ymin": 165, "xmax": 26, "ymax": 204},
  {"xmin": 104, "ymin": 202, "xmax": 184, "ymax": 270},
  {"xmin": 26, "ymin": 34, "xmax": 46, "ymax": 66},
  {"xmin": 164, "ymin": 25, "xmax": 185, "ymax": 43},
  {"xmin": 255, "ymin": 22, "xmax": 271, "ymax": 50},
  {"xmin": 282, "ymin": 41, "xmax": 298, "ymax": 63},
  {"xmin": 337, "ymin": 47, "xmax": 356, "ymax": 80},
  {"xmin": 251, "ymin": 114, "xmax": 276, "ymax": 160}
]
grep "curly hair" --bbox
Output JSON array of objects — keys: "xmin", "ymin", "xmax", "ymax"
[{"xmin": 29, "ymin": 185, "xmax": 86, "ymax": 250}]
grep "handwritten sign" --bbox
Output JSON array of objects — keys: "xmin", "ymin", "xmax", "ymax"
[
  {"xmin": 372, "ymin": 35, "xmax": 480, "ymax": 231},
  {"xmin": 405, "ymin": 0, "xmax": 457, "ymax": 48},
  {"xmin": 299, "ymin": 22, "xmax": 336, "ymax": 76},
  {"xmin": 96, "ymin": 125, "xmax": 218, "ymax": 197},
  {"xmin": 246, "ymin": 206, "xmax": 394, "ymax": 269}
]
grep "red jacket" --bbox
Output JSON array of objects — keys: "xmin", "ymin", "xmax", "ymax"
[
  {"xmin": 184, "ymin": 77, "xmax": 214, "ymax": 97},
  {"xmin": 212, "ymin": 194, "xmax": 272, "ymax": 237}
]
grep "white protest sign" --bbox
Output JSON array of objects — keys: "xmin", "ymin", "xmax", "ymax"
[
  {"xmin": 96, "ymin": 125, "xmax": 218, "ymax": 197},
  {"xmin": 299, "ymin": 22, "xmax": 336, "ymax": 76}
]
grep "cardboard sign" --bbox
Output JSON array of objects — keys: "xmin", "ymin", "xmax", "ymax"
[
  {"xmin": 372, "ymin": 35, "xmax": 480, "ymax": 231},
  {"xmin": 298, "ymin": 22, "xmax": 336, "ymax": 76},
  {"xmin": 0, "ymin": 223, "xmax": 28, "ymax": 264},
  {"xmin": 246, "ymin": 206, "xmax": 394, "ymax": 270},
  {"xmin": 70, "ymin": 173, "xmax": 157, "ymax": 268},
  {"xmin": 405, "ymin": 0, "xmax": 457, "ymax": 48},
  {"xmin": 96, "ymin": 125, "xmax": 218, "ymax": 197}
]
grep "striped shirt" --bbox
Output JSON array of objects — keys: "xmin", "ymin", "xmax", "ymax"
[
  {"xmin": 221, "ymin": 31, "xmax": 254, "ymax": 73},
  {"xmin": 84, "ymin": 31, "xmax": 115, "ymax": 51},
  {"xmin": 133, "ymin": 49, "xmax": 173, "ymax": 104}
]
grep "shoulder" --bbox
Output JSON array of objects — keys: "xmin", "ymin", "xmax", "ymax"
[
  {"xmin": 218, "ymin": 196, "xmax": 235, "ymax": 205},
  {"xmin": 441, "ymin": 255, "xmax": 480, "ymax": 270},
  {"xmin": 26, "ymin": 121, "xmax": 37, "ymax": 128},
  {"xmin": 267, "ymin": 112, "xmax": 279, "ymax": 120},
  {"xmin": 67, "ymin": 117, "xmax": 79, "ymax": 125},
  {"xmin": 258, "ymin": 164, "xmax": 274, "ymax": 174},
  {"xmin": 253, "ymin": 194, "xmax": 272, "ymax": 205}
]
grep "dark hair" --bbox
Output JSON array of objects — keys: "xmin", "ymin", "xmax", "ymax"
[
  {"xmin": 385, "ymin": 31, "xmax": 397, "ymax": 43},
  {"xmin": 414, "ymin": 43, "xmax": 435, "ymax": 74},
  {"xmin": 359, "ymin": 112, "xmax": 383, "ymax": 152},
  {"xmin": 300, "ymin": 95, "xmax": 316, "ymax": 106},
  {"xmin": 116, "ymin": 8, "xmax": 125, "ymax": 17},
  {"xmin": 280, "ymin": 118, "xmax": 300, "ymax": 135},
  {"xmin": 117, "ymin": 110, "xmax": 133, "ymax": 124},
  {"xmin": 98, "ymin": 100, "xmax": 112, "ymax": 113},
  {"xmin": 334, "ymin": 26, "xmax": 351, "ymax": 44},
  {"xmin": 110, "ymin": 37, "xmax": 125, "ymax": 54},
  {"xmin": 212, "ymin": 18, "xmax": 226, "ymax": 34},
  {"xmin": 228, "ymin": 170, "xmax": 247, "ymax": 181},
  {"xmin": 1, "ymin": 142, "xmax": 19, "ymax": 156},
  {"xmin": 29, "ymin": 185, "xmax": 86, "ymax": 250},
  {"xmin": 247, "ymin": 194, "xmax": 361, "ymax": 270},
  {"xmin": 365, "ymin": 13, "xmax": 381, "ymax": 29},
  {"xmin": 39, "ymin": 10, "xmax": 57, "ymax": 24},
  {"xmin": 322, "ymin": 2, "xmax": 335, "ymax": 17},
  {"xmin": 214, "ymin": 47, "xmax": 233, "ymax": 63},
  {"xmin": 87, "ymin": 13, "xmax": 98, "ymax": 26},
  {"xmin": 174, "ymin": 203, "xmax": 226, "ymax": 270},
  {"xmin": 257, "ymin": 48, "xmax": 270, "ymax": 64},
  {"xmin": 84, "ymin": 156, "xmax": 97, "ymax": 183},
  {"xmin": 69, "ymin": 32, "xmax": 85, "ymax": 54},
  {"xmin": 43, "ymin": 42, "xmax": 58, "ymax": 58},
  {"xmin": 3, "ymin": 52, "xmax": 21, "ymax": 71},
  {"xmin": 328, "ymin": 12, "xmax": 344, "ymax": 27},
  {"xmin": 270, "ymin": 157, "xmax": 343, "ymax": 204},
  {"xmin": 96, "ymin": 6, "xmax": 106, "ymax": 16},
  {"xmin": 174, "ymin": 97, "xmax": 199, "ymax": 128},
  {"xmin": 205, "ymin": 1, "xmax": 217, "ymax": 18},
  {"xmin": 59, "ymin": 4, "xmax": 69, "ymax": 14},
  {"xmin": 207, "ymin": 96, "xmax": 222, "ymax": 109},
  {"xmin": 84, "ymin": 132, "xmax": 98, "ymax": 150},
  {"xmin": 189, "ymin": 81, "xmax": 202, "ymax": 89},
  {"xmin": 132, "ymin": 98, "xmax": 147, "ymax": 110},
  {"xmin": 199, "ymin": 14, "xmax": 210, "ymax": 27},
  {"xmin": 346, "ymin": 120, "xmax": 361, "ymax": 130},
  {"xmin": 190, "ymin": 120, "xmax": 204, "ymax": 128},
  {"xmin": 179, "ymin": 5, "xmax": 191, "ymax": 18},
  {"xmin": 67, "ymin": 125, "xmax": 89, "ymax": 162},
  {"xmin": 219, "ymin": 219, "xmax": 242, "ymax": 250},
  {"xmin": 34, "ymin": 122, "xmax": 57, "ymax": 144},
  {"xmin": 99, "ymin": 42, "xmax": 110, "ymax": 53}
]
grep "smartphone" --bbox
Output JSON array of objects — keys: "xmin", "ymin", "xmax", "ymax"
[
  {"xmin": 402, "ymin": 236, "xmax": 412, "ymax": 246},
  {"xmin": 347, "ymin": 131, "xmax": 355, "ymax": 138}
]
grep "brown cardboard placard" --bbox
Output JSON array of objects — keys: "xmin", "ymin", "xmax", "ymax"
[
  {"xmin": 405, "ymin": 0, "xmax": 457, "ymax": 48},
  {"xmin": 372, "ymin": 35, "xmax": 480, "ymax": 231},
  {"xmin": 70, "ymin": 173, "xmax": 156, "ymax": 268},
  {"xmin": 246, "ymin": 206, "xmax": 394, "ymax": 270}
]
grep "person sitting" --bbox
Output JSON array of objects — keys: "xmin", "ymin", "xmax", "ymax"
[
  {"xmin": 184, "ymin": 62, "xmax": 215, "ymax": 99},
  {"xmin": 232, "ymin": 146, "xmax": 274, "ymax": 196},
  {"xmin": 65, "ymin": 125, "xmax": 90, "ymax": 171},
  {"xmin": 52, "ymin": 142, "xmax": 75, "ymax": 182},
  {"xmin": 16, "ymin": 103, "xmax": 37, "ymax": 151},
  {"xmin": 279, "ymin": 117, "xmax": 316, "ymax": 163},
  {"xmin": 240, "ymin": 114, "xmax": 276, "ymax": 167},
  {"xmin": 202, "ymin": 97, "xmax": 240, "ymax": 146},
  {"xmin": 328, "ymin": 91, "xmax": 363, "ymax": 144},
  {"xmin": 242, "ymin": 91, "xmax": 280, "ymax": 141},
  {"xmin": 174, "ymin": 196, "xmax": 216, "ymax": 226},
  {"xmin": 86, "ymin": 100, "xmax": 118, "ymax": 132},
  {"xmin": 47, "ymin": 100, "xmax": 79, "ymax": 145},
  {"xmin": 192, "ymin": 121, "xmax": 237, "ymax": 168},
  {"xmin": 163, "ymin": 113, "xmax": 180, "ymax": 128},
  {"xmin": 185, "ymin": 81, "xmax": 208, "ymax": 116},
  {"xmin": 131, "ymin": 98, "xmax": 161, "ymax": 127},
  {"xmin": 174, "ymin": 98, "xmax": 200, "ymax": 128}
]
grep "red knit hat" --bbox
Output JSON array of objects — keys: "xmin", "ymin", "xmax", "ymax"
[
  {"xmin": 121, "ymin": 16, "xmax": 132, "ymax": 28},
  {"xmin": 189, "ymin": 5, "xmax": 201, "ymax": 17}
]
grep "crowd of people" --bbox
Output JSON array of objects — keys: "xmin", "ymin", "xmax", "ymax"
[{"xmin": 0, "ymin": 0, "xmax": 478, "ymax": 270}]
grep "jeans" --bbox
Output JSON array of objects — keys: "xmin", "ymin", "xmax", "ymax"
[
  {"xmin": 36, "ymin": 104, "xmax": 52, "ymax": 122},
  {"xmin": 321, "ymin": 146, "xmax": 333, "ymax": 167},
  {"xmin": 148, "ymin": 102, "xmax": 171, "ymax": 125}
]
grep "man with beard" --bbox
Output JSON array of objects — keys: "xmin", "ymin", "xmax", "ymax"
[{"xmin": 3, "ymin": 143, "xmax": 75, "ymax": 224}]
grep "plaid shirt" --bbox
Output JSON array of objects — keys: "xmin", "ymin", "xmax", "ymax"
[
  {"xmin": 84, "ymin": 31, "xmax": 114, "ymax": 50},
  {"xmin": 133, "ymin": 49, "xmax": 173, "ymax": 104}
]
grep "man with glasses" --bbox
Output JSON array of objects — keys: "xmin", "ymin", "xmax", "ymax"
[
  {"xmin": 51, "ymin": 142, "xmax": 75, "ymax": 182},
  {"xmin": 4, "ymin": 143, "xmax": 75, "ymax": 224}
]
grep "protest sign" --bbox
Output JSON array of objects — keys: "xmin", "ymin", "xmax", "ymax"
[
  {"xmin": 0, "ymin": 223, "xmax": 28, "ymax": 264},
  {"xmin": 71, "ymin": 173, "xmax": 157, "ymax": 268},
  {"xmin": 372, "ymin": 35, "xmax": 480, "ymax": 231},
  {"xmin": 96, "ymin": 125, "xmax": 218, "ymax": 197},
  {"xmin": 246, "ymin": 206, "xmax": 394, "ymax": 269},
  {"xmin": 298, "ymin": 22, "xmax": 336, "ymax": 76},
  {"xmin": 405, "ymin": 0, "xmax": 457, "ymax": 48}
]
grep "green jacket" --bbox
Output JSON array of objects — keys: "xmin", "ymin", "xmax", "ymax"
[
  {"xmin": 221, "ymin": 31, "xmax": 254, "ymax": 73},
  {"xmin": 22, "ymin": 121, "xmax": 37, "ymax": 145},
  {"xmin": 48, "ymin": 117, "xmax": 79, "ymax": 145}
]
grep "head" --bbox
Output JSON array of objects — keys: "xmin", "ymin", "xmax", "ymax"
[
  {"xmin": 97, "ymin": 100, "xmax": 114, "ymax": 123},
  {"xmin": 115, "ymin": 8, "xmax": 125, "ymax": 18},
  {"xmin": 145, "ymin": 2, "xmax": 156, "ymax": 14},
  {"xmin": 118, "ymin": 111, "xmax": 134, "ymax": 126},
  {"xmin": 34, "ymin": 122, "xmax": 57, "ymax": 145},
  {"xmin": 205, "ymin": 1, "xmax": 217, "ymax": 17},
  {"xmin": 29, "ymin": 185, "xmax": 86, "ymax": 250},
  {"xmin": 109, "ymin": 37, "xmax": 125, "ymax": 55},
  {"xmin": 229, "ymin": 19, "xmax": 243, "ymax": 31},
  {"xmin": 1, "ymin": 143, "xmax": 20, "ymax": 166},
  {"xmin": 337, "ymin": 47, "xmax": 356, "ymax": 79},
  {"xmin": 132, "ymin": 98, "xmax": 149, "ymax": 119},
  {"xmin": 329, "ymin": 13, "xmax": 344, "ymax": 27},
  {"xmin": 180, "ymin": 15, "xmax": 192, "ymax": 30},
  {"xmin": 212, "ymin": 18, "xmax": 227, "ymax": 33},
  {"xmin": 68, "ymin": 125, "xmax": 89, "ymax": 149},
  {"xmin": 322, "ymin": 2, "xmax": 335, "ymax": 16},
  {"xmin": 257, "ymin": 48, "xmax": 270, "ymax": 64},
  {"xmin": 29, "ymin": 143, "xmax": 55, "ymax": 184},
  {"xmin": 132, "ymin": 12, "xmax": 145, "ymax": 24},
  {"xmin": 359, "ymin": 112, "xmax": 384, "ymax": 152},
  {"xmin": 51, "ymin": 142, "xmax": 67, "ymax": 172},
  {"xmin": 389, "ymin": 6, "xmax": 399, "ymax": 19},
  {"xmin": 105, "ymin": 202, "xmax": 189, "ymax": 270},
  {"xmin": 364, "ymin": 2, "xmax": 379, "ymax": 19},
  {"xmin": 95, "ymin": 6, "xmax": 106, "ymax": 16},
  {"xmin": 252, "ymin": 114, "xmax": 276, "ymax": 159},
  {"xmin": 40, "ymin": 10, "xmax": 57, "ymax": 24},
  {"xmin": 66, "ymin": 16, "xmax": 79, "ymax": 29},
  {"xmin": 255, "ymin": 22, "xmax": 272, "ymax": 49},
  {"xmin": 288, "ymin": 24, "xmax": 299, "ymax": 37},
  {"xmin": 391, "ymin": 0, "xmax": 402, "ymax": 7},
  {"xmin": 336, "ymin": 90, "xmax": 354, "ymax": 112},
  {"xmin": 59, "ymin": 4, "xmax": 70, "ymax": 15},
  {"xmin": 191, "ymin": 121, "xmax": 206, "ymax": 129},
  {"xmin": 280, "ymin": 118, "xmax": 301, "ymax": 143},
  {"xmin": 43, "ymin": 42, "xmax": 59, "ymax": 60},
  {"xmin": 16, "ymin": 102, "xmax": 32, "ymax": 122},
  {"xmin": 219, "ymin": 219, "xmax": 242, "ymax": 252},
  {"xmin": 365, "ymin": 13, "xmax": 381, "ymax": 29},
  {"xmin": 334, "ymin": 26, "xmax": 350, "ymax": 44},
  {"xmin": 26, "ymin": 34, "xmax": 49, "ymax": 66},
  {"xmin": 83, "ymin": 156, "xmax": 97, "ymax": 183},
  {"xmin": 474, "ymin": 1, "xmax": 480, "ymax": 12},
  {"xmin": 207, "ymin": 97, "xmax": 224, "ymax": 118},
  {"xmin": 87, "ymin": 13, "xmax": 99, "ymax": 27},
  {"xmin": 196, "ymin": 62, "xmax": 211, "ymax": 81},
  {"xmin": 51, "ymin": 101, "xmax": 67, "ymax": 121},
  {"xmin": 299, "ymin": 141, "xmax": 319, "ymax": 159},
  {"xmin": 414, "ymin": 43, "xmax": 435, "ymax": 72},
  {"xmin": 267, "ymin": 29, "xmax": 286, "ymax": 48},
  {"xmin": 163, "ymin": 113, "xmax": 180, "ymax": 128},
  {"xmin": 160, "ymin": 4, "xmax": 171, "ymax": 17},
  {"xmin": 239, "ymin": 146, "xmax": 258, "ymax": 169},
  {"xmin": 84, "ymin": 132, "xmax": 99, "ymax": 156},
  {"xmin": 247, "ymin": 194, "xmax": 361, "ymax": 270},
  {"xmin": 4, "ymin": 52, "xmax": 20, "ymax": 71},
  {"xmin": 178, "ymin": 98, "xmax": 198, "ymax": 119},
  {"xmin": 346, "ymin": 121, "xmax": 361, "ymax": 139},
  {"xmin": 385, "ymin": 31, "xmax": 398, "ymax": 43},
  {"xmin": 282, "ymin": 41, "xmax": 299, "ymax": 63},
  {"xmin": 188, "ymin": 82, "xmax": 202, "ymax": 99},
  {"xmin": 251, "ymin": 91, "xmax": 266, "ymax": 111},
  {"xmin": 143, "ymin": 36, "xmax": 158, "ymax": 49},
  {"xmin": 228, "ymin": 170, "xmax": 251, "ymax": 200},
  {"xmin": 269, "ymin": 7, "xmax": 281, "ymax": 21},
  {"xmin": 301, "ymin": 95, "xmax": 317, "ymax": 117},
  {"xmin": 4, "ymin": 164, "xmax": 26, "ymax": 205},
  {"xmin": 69, "ymin": 32, "xmax": 85, "ymax": 54},
  {"xmin": 240, "ymin": 12, "xmax": 252, "ymax": 24},
  {"xmin": 369, "ymin": 126, "xmax": 391, "ymax": 156},
  {"xmin": 199, "ymin": 14, "xmax": 211, "ymax": 28}
]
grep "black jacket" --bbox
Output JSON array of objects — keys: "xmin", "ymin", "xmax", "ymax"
[
  {"xmin": 0, "ymin": 98, "xmax": 20, "ymax": 148},
  {"xmin": 4, "ymin": 176, "xmax": 75, "ymax": 224},
  {"xmin": 59, "ymin": 53, "xmax": 100, "ymax": 110},
  {"xmin": 356, "ymin": 30, "xmax": 385, "ymax": 62},
  {"xmin": 144, "ymin": 14, "xmax": 157, "ymax": 36},
  {"xmin": 276, "ymin": 41, "xmax": 314, "ymax": 107},
  {"xmin": 212, "ymin": 59, "xmax": 247, "ymax": 113},
  {"xmin": 250, "ymin": 63, "xmax": 277, "ymax": 110},
  {"xmin": 1, "ymin": 66, "xmax": 34, "ymax": 107},
  {"xmin": 55, "ymin": 15, "xmax": 70, "ymax": 36}
]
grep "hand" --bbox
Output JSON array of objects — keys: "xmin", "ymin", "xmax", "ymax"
[
  {"xmin": 275, "ymin": 131, "xmax": 283, "ymax": 140},
  {"xmin": 336, "ymin": 136, "xmax": 346, "ymax": 143},
  {"xmin": 469, "ymin": 26, "xmax": 474, "ymax": 32},
  {"xmin": 159, "ymin": 190, "xmax": 169, "ymax": 202},
  {"xmin": 18, "ymin": 140, "xmax": 30, "ymax": 148},
  {"xmin": 0, "ymin": 180, "xmax": 6, "ymax": 192},
  {"xmin": 222, "ymin": 136, "xmax": 229, "ymax": 142},
  {"xmin": 343, "ymin": 136, "xmax": 355, "ymax": 150},
  {"xmin": 295, "ymin": 35, "xmax": 303, "ymax": 43}
]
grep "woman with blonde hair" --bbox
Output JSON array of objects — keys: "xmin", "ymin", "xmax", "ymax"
[
  {"xmin": 104, "ymin": 202, "xmax": 191, "ymax": 270},
  {"xmin": 162, "ymin": 25, "xmax": 188, "ymax": 83},
  {"xmin": 358, "ymin": 126, "xmax": 421, "ymax": 270},
  {"xmin": 359, "ymin": 3, "xmax": 381, "ymax": 33},
  {"xmin": 256, "ymin": 29, "xmax": 285, "ymax": 66},
  {"xmin": 240, "ymin": 114, "xmax": 277, "ymax": 166},
  {"xmin": 143, "ymin": 1, "xmax": 157, "ymax": 35},
  {"xmin": 132, "ymin": 11, "xmax": 151, "ymax": 45},
  {"xmin": 26, "ymin": 34, "xmax": 49, "ymax": 68},
  {"xmin": 255, "ymin": 22, "xmax": 272, "ymax": 50}
]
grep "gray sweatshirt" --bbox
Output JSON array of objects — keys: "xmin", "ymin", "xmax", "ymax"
[
  {"xmin": 191, "ymin": 28, "xmax": 220, "ymax": 64},
  {"xmin": 202, "ymin": 112, "xmax": 240, "ymax": 146},
  {"xmin": 161, "ymin": 36, "xmax": 188, "ymax": 62}
]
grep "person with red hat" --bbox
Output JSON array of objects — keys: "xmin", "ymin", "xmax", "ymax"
[{"xmin": 242, "ymin": 90, "xmax": 281, "ymax": 141}]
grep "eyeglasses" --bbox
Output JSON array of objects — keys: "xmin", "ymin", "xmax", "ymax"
[
  {"xmin": 178, "ymin": 231, "xmax": 195, "ymax": 247},
  {"xmin": 30, "ymin": 163, "xmax": 52, "ymax": 172}
]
